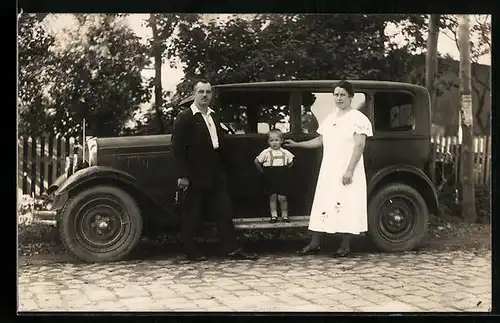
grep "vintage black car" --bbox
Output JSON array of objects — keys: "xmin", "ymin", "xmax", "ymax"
[{"xmin": 33, "ymin": 80, "xmax": 440, "ymax": 263}]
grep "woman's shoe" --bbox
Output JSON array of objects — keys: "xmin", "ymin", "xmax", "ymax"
[
  {"xmin": 269, "ymin": 217, "xmax": 278, "ymax": 223},
  {"xmin": 332, "ymin": 247, "xmax": 350, "ymax": 258},
  {"xmin": 297, "ymin": 244, "xmax": 321, "ymax": 256}
]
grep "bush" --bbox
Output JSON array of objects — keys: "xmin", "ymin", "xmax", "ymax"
[{"xmin": 17, "ymin": 194, "xmax": 59, "ymax": 245}]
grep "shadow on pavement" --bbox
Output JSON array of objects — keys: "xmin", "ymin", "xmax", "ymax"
[{"xmin": 128, "ymin": 233, "xmax": 386, "ymax": 261}]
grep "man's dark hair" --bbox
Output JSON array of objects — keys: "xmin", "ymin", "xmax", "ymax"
[
  {"xmin": 333, "ymin": 80, "xmax": 355, "ymax": 97},
  {"xmin": 193, "ymin": 78, "xmax": 211, "ymax": 92}
]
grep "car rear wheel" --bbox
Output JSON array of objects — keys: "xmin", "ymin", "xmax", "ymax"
[
  {"xmin": 58, "ymin": 185, "xmax": 143, "ymax": 263},
  {"xmin": 367, "ymin": 183, "xmax": 428, "ymax": 252}
]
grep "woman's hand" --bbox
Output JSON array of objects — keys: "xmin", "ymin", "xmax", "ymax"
[
  {"xmin": 284, "ymin": 139, "xmax": 297, "ymax": 147},
  {"xmin": 342, "ymin": 170, "xmax": 354, "ymax": 185}
]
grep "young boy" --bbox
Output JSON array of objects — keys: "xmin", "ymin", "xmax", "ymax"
[{"xmin": 254, "ymin": 129, "xmax": 295, "ymax": 223}]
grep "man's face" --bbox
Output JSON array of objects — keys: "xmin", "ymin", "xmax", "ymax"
[{"xmin": 194, "ymin": 82, "xmax": 212, "ymax": 108}]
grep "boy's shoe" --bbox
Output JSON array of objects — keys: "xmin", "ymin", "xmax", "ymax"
[
  {"xmin": 269, "ymin": 217, "xmax": 278, "ymax": 223},
  {"xmin": 282, "ymin": 217, "xmax": 290, "ymax": 223}
]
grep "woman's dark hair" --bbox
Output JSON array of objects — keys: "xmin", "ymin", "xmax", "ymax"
[{"xmin": 333, "ymin": 80, "xmax": 355, "ymax": 97}]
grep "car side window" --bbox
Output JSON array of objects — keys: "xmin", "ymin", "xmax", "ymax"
[
  {"xmin": 374, "ymin": 91, "xmax": 415, "ymax": 132},
  {"xmin": 215, "ymin": 90, "xmax": 292, "ymax": 135},
  {"xmin": 301, "ymin": 91, "xmax": 368, "ymax": 134}
]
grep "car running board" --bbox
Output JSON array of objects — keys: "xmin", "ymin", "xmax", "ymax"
[{"xmin": 232, "ymin": 216, "xmax": 310, "ymax": 229}]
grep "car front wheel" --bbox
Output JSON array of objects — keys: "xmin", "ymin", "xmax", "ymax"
[
  {"xmin": 58, "ymin": 185, "xmax": 143, "ymax": 263},
  {"xmin": 367, "ymin": 183, "xmax": 429, "ymax": 252}
]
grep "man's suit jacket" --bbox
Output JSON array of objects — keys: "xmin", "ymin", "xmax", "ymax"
[{"xmin": 172, "ymin": 108, "xmax": 228, "ymax": 190}]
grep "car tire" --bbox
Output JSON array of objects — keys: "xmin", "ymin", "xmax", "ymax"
[
  {"xmin": 367, "ymin": 183, "xmax": 428, "ymax": 252},
  {"xmin": 58, "ymin": 185, "xmax": 143, "ymax": 263}
]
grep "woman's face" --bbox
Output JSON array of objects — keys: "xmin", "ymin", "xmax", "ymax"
[{"xmin": 333, "ymin": 86, "xmax": 352, "ymax": 110}]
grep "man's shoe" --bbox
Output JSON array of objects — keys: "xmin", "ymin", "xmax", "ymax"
[
  {"xmin": 227, "ymin": 249, "xmax": 258, "ymax": 260},
  {"xmin": 186, "ymin": 254, "xmax": 208, "ymax": 262},
  {"xmin": 297, "ymin": 244, "xmax": 321, "ymax": 256}
]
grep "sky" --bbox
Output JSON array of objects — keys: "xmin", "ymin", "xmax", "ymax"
[{"xmin": 44, "ymin": 14, "xmax": 491, "ymax": 95}]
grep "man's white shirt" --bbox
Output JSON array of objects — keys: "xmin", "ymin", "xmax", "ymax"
[{"xmin": 190, "ymin": 104, "xmax": 219, "ymax": 149}]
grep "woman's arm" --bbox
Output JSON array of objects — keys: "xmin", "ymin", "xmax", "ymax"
[
  {"xmin": 285, "ymin": 135, "xmax": 323, "ymax": 149},
  {"xmin": 342, "ymin": 134, "xmax": 367, "ymax": 185},
  {"xmin": 346, "ymin": 134, "xmax": 366, "ymax": 173}
]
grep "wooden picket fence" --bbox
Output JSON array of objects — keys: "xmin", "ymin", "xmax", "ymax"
[
  {"xmin": 18, "ymin": 136, "xmax": 80, "ymax": 197},
  {"xmin": 431, "ymin": 135, "xmax": 492, "ymax": 187},
  {"xmin": 17, "ymin": 134, "xmax": 491, "ymax": 197}
]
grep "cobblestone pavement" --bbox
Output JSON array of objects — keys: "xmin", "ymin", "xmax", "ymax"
[{"xmin": 18, "ymin": 249, "xmax": 491, "ymax": 312}]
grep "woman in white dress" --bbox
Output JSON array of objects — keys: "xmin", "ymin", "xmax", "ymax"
[{"xmin": 285, "ymin": 80, "xmax": 373, "ymax": 257}]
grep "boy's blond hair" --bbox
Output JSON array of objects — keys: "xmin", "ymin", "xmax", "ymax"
[{"xmin": 267, "ymin": 128, "xmax": 283, "ymax": 140}]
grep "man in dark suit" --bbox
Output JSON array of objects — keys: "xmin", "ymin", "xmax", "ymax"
[{"xmin": 172, "ymin": 79, "xmax": 258, "ymax": 262}]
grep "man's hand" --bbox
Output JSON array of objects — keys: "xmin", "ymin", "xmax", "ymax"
[{"xmin": 177, "ymin": 177, "xmax": 189, "ymax": 190}]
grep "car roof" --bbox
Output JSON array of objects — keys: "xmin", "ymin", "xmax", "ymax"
[
  {"xmin": 215, "ymin": 80, "xmax": 425, "ymax": 90},
  {"xmin": 179, "ymin": 80, "xmax": 427, "ymax": 105}
]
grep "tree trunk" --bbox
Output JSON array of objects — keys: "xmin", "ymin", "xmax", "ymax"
[
  {"xmin": 425, "ymin": 14, "xmax": 440, "ymax": 184},
  {"xmin": 150, "ymin": 14, "xmax": 164, "ymax": 133},
  {"xmin": 425, "ymin": 14, "xmax": 440, "ymax": 115},
  {"xmin": 457, "ymin": 15, "xmax": 477, "ymax": 223}
]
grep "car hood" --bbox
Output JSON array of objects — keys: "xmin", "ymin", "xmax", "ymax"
[{"xmin": 96, "ymin": 134, "xmax": 172, "ymax": 150}]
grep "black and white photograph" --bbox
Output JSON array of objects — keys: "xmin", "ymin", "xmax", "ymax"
[{"xmin": 17, "ymin": 13, "xmax": 491, "ymax": 312}]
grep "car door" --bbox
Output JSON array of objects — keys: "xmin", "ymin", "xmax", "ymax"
[
  {"xmin": 213, "ymin": 88, "xmax": 293, "ymax": 218},
  {"xmin": 369, "ymin": 89, "xmax": 424, "ymax": 175}
]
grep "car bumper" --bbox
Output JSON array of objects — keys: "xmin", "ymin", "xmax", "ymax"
[
  {"xmin": 31, "ymin": 211, "xmax": 58, "ymax": 226},
  {"xmin": 29, "ymin": 192, "xmax": 68, "ymax": 227}
]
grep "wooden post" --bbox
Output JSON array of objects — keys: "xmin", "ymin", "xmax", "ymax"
[
  {"xmin": 18, "ymin": 137, "xmax": 24, "ymax": 195},
  {"xmin": 51, "ymin": 135, "xmax": 58, "ymax": 183},
  {"xmin": 426, "ymin": 14, "xmax": 441, "ymax": 115},
  {"xmin": 43, "ymin": 136, "xmax": 50, "ymax": 193},
  {"xmin": 484, "ymin": 135, "xmax": 491, "ymax": 187},
  {"xmin": 457, "ymin": 15, "xmax": 477, "ymax": 223},
  {"xmin": 426, "ymin": 15, "xmax": 440, "ymax": 186}
]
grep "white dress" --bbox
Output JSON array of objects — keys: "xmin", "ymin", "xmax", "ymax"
[{"xmin": 308, "ymin": 108, "xmax": 373, "ymax": 234}]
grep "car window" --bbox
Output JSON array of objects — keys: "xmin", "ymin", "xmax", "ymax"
[
  {"xmin": 216, "ymin": 90, "xmax": 291, "ymax": 135},
  {"xmin": 374, "ymin": 91, "xmax": 415, "ymax": 132},
  {"xmin": 301, "ymin": 92, "xmax": 367, "ymax": 133}
]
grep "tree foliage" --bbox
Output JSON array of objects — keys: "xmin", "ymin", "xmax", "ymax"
[
  {"xmin": 20, "ymin": 14, "xmax": 490, "ymax": 137},
  {"xmin": 18, "ymin": 14, "xmax": 56, "ymax": 136},
  {"xmin": 171, "ymin": 14, "xmax": 404, "ymax": 98},
  {"xmin": 163, "ymin": 14, "xmax": 430, "ymax": 130},
  {"xmin": 48, "ymin": 14, "xmax": 151, "ymax": 137},
  {"xmin": 18, "ymin": 14, "xmax": 151, "ymax": 138},
  {"xmin": 143, "ymin": 14, "xmax": 200, "ymax": 134}
]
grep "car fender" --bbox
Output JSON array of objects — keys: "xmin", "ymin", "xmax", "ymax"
[
  {"xmin": 46, "ymin": 173, "xmax": 68, "ymax": 195},
  {"xmin": 368, "ymin": 165, "xmax": 441, "ymax": 217},
  {"xmin": 53, "ymin": 166, "xmax": 175, "ymax": 217}
]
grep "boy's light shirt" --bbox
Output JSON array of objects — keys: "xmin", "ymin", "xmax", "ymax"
[{"xmin": 256, "ymin": 147, "xmax": 294, "ymax": 167}]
